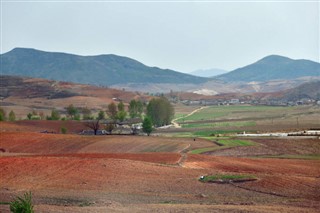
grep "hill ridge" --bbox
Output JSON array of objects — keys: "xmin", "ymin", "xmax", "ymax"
[
  {"xmin": 216, "ymin": 55, "xmax": 320, "ymax": 82},
  {"xmin": 1, "ymin": 48, "xmax": 207, "ymax": 86}
]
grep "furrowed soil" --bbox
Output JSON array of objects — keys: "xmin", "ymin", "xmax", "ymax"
[{"xmin": 0, "ymin": 122, "xmax": 319, "ymax": 212}]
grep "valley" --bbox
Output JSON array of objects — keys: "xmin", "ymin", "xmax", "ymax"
[
  {"xmin": 0, "ymin": 101, "xmax": 319, "ymax": 212},
  {"xmin": 0, "ymin": 49, "xmax": 319, "ymax": 212}
]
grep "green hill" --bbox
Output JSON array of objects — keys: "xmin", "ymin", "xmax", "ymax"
[
  {"xmin": 0, "ymin": 48, "xmax": 207, "ymax": 86},
  {"xmin": 216, "ymin": 55, "xmax": 320, "ymax": 82}
]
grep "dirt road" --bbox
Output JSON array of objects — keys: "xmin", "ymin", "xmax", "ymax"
[{"xmin": 171, "ymin": 106, "xmax": 208, "ymax": 128}]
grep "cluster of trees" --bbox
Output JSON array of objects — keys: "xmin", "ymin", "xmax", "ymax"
[
  {"xmin": 84, "ymin": 97, "xmax": 174, "ymax": 135},
  {"xmin": 0, "ymin": 108, "xmax": 16, "ymax": 122},
  {"xmin": 0, "ymin": 97, "xmax": 174, "ymax": 136}
]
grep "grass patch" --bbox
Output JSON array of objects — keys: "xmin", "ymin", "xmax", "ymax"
[
  {"xmin": 159, "ymin": 200, "xmax": 178, "ymax": 204},
  {"xmin": 199, "ymin": 174, "xmax": 256, "ymax": 183},
  {"xmin": 190, "ymin": 139, "xmax": 256, "ymax": 154},
  {"xmin": 194, "ymin": 130, "xmax": 239, "ymax": 137},
  {"xmin": 176, "ymin": 105, "xmax": 291, "ymax": 123},
  {"xmin": 79, "ymin": 201, "xmax": 94, "ymax": 207},
  {"xmin": 182, "ymin": 121, "xmax": 256, "ymax": 129},
  {"xmin": 174, "ymin": 113, "xmax": 187, "ymax": 119},
  {"xmin": 254, "ymin": 154, "xmax": 320, "ymax": 160},
  {"xmin": 216, "ymin": 139, "xmax": 256, "ymax": 146},
  {"xmin": 10, "ymin": 192, "xmax": 34, "ymax": 213},
  {"xmin": 190, "ymin": 146, "xmax": 226, "ymax": 154},
  {"xmin": 0, "ymin": 202, "xmax": 10, "ymax": 205}
]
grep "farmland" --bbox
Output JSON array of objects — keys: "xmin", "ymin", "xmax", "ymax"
[{"xmin": 0, "ymin": 104, "xmax": 320, "ymax": 212}]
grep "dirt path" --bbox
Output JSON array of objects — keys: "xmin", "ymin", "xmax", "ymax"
[
  {"xmin": 177, "ymin": 143, "xmax": 191, "ymax": 167},
  {"xmin": 172, "ymin": 106, "xmax": 208, "ymax": 128}
]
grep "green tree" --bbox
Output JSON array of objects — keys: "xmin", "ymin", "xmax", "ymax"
[
  {"xmin": 117, "ymin": 101, "xmax": 125, "ymax": 111},
  {"xmin": 0, "ymin": 108, "xmax": 6, "ymax": 121},
  {"xmin": 117, "ymin": 110, "xmax": 127, "ymax": 122},
  {"xmin": 97, "ymin": 110, "xmax": 105, "ymax": 120},
  {"xmin": 107, "ymin": 102, "xmax": 118, "ymax": 121},
  {"xmin": 146, "ymin": 97, "xmax": 174, "ymax": 127},
  {"xmin": 129, "ymin": 99, "xmax": 144, "ymax": 118},
  {"xmin": 82, "ymin": 107, "xmax": 93, "ymax": 120},
  {"xmin": 27, "ymin": 113, "xmax": 32, "ymax": 120},
  {"xmin": 116, "ymin": 101, "xmax": 127, "ymax": 121},
  {"xmin": 48, "ymin": 109, "xmax": 60, "ymax": 120},
  {"xmin": 8, "ymin": 110, "xmax": 16, "ymax": 121},
  {"xmin": 142, "ymin": 117, "xmax": 153, "ymax": 136},
  {"xmin": 66, "ymin": 104, "xmax": 79, "ymax": 120}
]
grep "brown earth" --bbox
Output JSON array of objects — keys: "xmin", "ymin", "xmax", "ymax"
[
  {"xmin": 1, "ymin": 76, "xmax": 150, "ymax": 119},
  {"xmin": 0, "ymin": 122, "xmax": 319, "ymax": 212}
]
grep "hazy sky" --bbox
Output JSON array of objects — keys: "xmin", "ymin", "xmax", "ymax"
[{"xmin": 1, "ymin": 0, "xmax": 319, "ymax": 73}]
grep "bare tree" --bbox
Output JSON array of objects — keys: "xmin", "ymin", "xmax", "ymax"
[{"xmin": 84, "ymin": 119, "xmax": 100, "ymax": 135}]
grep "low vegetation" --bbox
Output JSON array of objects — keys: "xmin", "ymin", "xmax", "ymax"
[
  {"xmin": 190, "ymin": 139, "xmax": 255, "ymax": 154},
  {"xmin": 181, "ymin": 121, "xmax": 256, "ymax": 129},
  {"xmin": 9, "ymin": 192, "xmax": 34, "ymax": 213},
  {"xmin": 254, "ymin": 154, "xmax": 320, "ymax": 160},
  {"xmin": 199, "ymin": 174, "xmax": 257, "ymax": 183}
]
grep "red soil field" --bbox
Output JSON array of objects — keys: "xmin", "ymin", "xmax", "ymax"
[{"xmin": 0, "ymin": 122, "xmax": 319, "ymax": 212}]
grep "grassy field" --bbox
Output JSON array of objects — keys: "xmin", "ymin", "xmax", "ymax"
[
  {"xmin": 253, "ymin": 154, "xmax": 320, "ymax": 160},
  {"xmin": 181, "ymin": 121, "xmax": 256, "ymax": 128},
  {"xmin": 199, "ymin": 174, "xmax": 256, "ymax": 182},
  {"xmin": 175, "ymin": 105, "xmax": 289, "ymax": 123},
  {"xmin": 172, "ymin": 105, "xmax": 320, "ymax": 133},
  {"xmin": 190, "ymin": 139, "xmax": 255, "ymax": 154}
]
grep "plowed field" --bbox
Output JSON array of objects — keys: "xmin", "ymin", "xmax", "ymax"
[{"xmin": 0, "ymin": 123, "xmax": 319, "ymax": 212}]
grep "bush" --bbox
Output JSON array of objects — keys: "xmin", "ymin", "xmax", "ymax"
[
  {"xmin": 61, "ymin": 127, "xmax": 67, "ymax": 134},
  {"xmin": 9, "ymin": 111, "xmax": 16, "ymax": 122},
  {"xmin": 0, "ymin": 108, "xmax": 6, "ymax": 121},
  {"xmin": 10, "ymin": 191, "xmax": 34, "ymax": 213}
]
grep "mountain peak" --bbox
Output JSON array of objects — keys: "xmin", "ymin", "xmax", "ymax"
[
  {"xmin": 257, "ymin": 55, "xmax": 292, "ymax": 64},
  {"xmin": 216, "ymin": 55, "xmax": 320, "ymax": 82},
  {"xmin": 1, "ymin": 47, "xmax": 208, "ymax": 88}
]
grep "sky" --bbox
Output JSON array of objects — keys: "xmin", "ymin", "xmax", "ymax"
[{"xmin": 1, "ymin": 0, "xmax": 319, "ymax": 73}]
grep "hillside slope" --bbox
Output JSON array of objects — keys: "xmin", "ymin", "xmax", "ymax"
[
  {"xmin": 0, "ymin": 48, "xmax": 207, "ymax": 86},
  {"xmin": 216, "ymin": 55, "xmax": 320, "ymax": 82},
  {"xmin": 0, "ymin": 75, "xmax": 149, "ymax": 118},
  {"xmin": 280, "ymin": 80, "xmax": 320, "ymax": 101}
]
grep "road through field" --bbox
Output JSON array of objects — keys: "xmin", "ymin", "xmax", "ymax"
[{"xmin": 171, "ymin": 106, "xmax": 208, "ymax": 128}]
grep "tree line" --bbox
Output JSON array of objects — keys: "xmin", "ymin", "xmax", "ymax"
[{"xmin": 0, "ymin": 97, "xmax": 174, "ymax": 136}]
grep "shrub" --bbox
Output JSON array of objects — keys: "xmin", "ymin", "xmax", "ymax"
[
  {"xmin": 10, "ymin": 191, "xmax": 34, "ymax": 213},
  {"xmin": 61, "ymin": 127, "xmax": 67, "ymax": 134},
  {"xmin": 9, "ymin": 111, "xmax": 16, "ymax": 122},
  {"xmin": 0, "ymin": 108, "xmax": 6, "ymax": 121}
]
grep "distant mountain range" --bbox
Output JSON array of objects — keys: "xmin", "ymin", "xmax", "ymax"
[
  {"xmin": 0, "ymin": 48, "xmax": 207, "ymax": 86},
  {"xmin": 1, "ymin": 48, "xmax": 319, "ymax": 93},
  {"xmin": 189, "ymin": 68, "xmax": 227, "ymax": 77},
  {"xmin": 216, "ymin": 55, "xmax": 320, "ymax": 82}
]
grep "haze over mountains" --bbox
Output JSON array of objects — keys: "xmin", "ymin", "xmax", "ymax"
[
  {"xmin": 1, "ymin": 48, "xmax": 319, "ymax": 93},
  {"xmin": 189, "ymin": 68, "xmax": 227, "ymax": 77}
]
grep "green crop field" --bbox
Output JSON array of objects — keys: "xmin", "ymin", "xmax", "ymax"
[
  {"xmin": 190, "ymin": 139, "xmax": 255, "ymax": 154},
  {"xmin": 176, "ymin": 105, "xmax": 290, "ymax": 123},
  {"xmin": 172, "ymin": 105, "xmax": 320, "ymax": 133},
  {"xmin": 182, "ymin": 121, "xmax": 256, "ymax": 128},
  {"xmin": 216, "ymin": 139, "xmax": 256, "ymax": 146}
]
